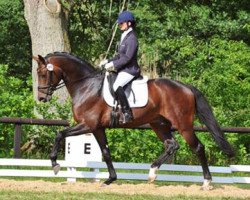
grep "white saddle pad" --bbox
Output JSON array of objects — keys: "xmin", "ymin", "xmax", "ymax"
[{"xmin": 103, "ymin": 72, "xmax": 149, "ymax": 108}]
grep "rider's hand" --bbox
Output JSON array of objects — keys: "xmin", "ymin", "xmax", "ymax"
[{"xmin": 99, "ymin": 59, "xmax": 108, "ymax": 67}]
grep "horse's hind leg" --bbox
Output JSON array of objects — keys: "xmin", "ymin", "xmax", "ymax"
[
  {"xmin": 148, "ymin": 118, "xmax": 179, "ymax": 182},
  {"xmin": 179, "ymin": 128, "xmax": 212, "ymax": 190}
]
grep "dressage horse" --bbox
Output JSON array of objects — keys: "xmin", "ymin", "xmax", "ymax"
[{"xmin": 33, "ymin": 52, "xmax": 234, "ymax": 189}]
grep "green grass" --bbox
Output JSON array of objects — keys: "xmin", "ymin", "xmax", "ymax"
[{"xmin": 0, "ymin": 190, "xmax": 246, "ymax": 200}]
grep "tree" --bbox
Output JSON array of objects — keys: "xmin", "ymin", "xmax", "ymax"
[
  {"xmin": 23, "ymin": 0, "xmax": 70, "ymax": 102},
  {"xmin": 0, "ymin": 0, "xmax": 31, "ymax": 81}
]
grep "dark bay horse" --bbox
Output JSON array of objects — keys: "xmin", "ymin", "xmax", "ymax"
[{"xmin": 33, "ymin": 52, "xmax": 234, "ymax": 190}]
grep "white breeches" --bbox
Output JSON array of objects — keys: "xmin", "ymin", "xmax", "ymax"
[{"xmin": 113, "ymin": 72, "xmax": 135, "ymax": 91}]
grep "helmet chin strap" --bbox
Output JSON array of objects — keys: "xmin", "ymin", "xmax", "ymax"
[{"xmin": 124, "ymin": 22, "xmax": 132, "ymax": 31}]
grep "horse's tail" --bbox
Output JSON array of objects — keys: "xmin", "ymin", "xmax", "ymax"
[{"xmin": 189, "ymin": 85, "xmax": 235, "ymax": 158}]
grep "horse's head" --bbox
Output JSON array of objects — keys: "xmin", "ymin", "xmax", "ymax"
[{"xmin": 33, "ymin": 55, "xmax": 63, "ymax": 102}]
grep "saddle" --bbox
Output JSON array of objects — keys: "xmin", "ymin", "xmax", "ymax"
[
  {"xmin": 107, "ymin": 72, "xmax": 142, "ymax": 103},
  {"xmin": 102, "ymin": 71, "xmax": 148, "ymax": 127},
  {"xmin": 103, "ymin": 72, "xmax": 148, "ymax": 108}
]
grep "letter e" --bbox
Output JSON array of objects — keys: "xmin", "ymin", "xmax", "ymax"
[{"xmin": 84, "ymin": 143, "xmax": 91, "ymax": 154}]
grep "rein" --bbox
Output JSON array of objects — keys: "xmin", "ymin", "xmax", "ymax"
[
  {"xmin": 38, "ymin": 66, "xmax": 104, "ymax": 96},
  {"xmin": 70, "ymin": 69, "xmax": 105, "ymax": 85},
  {"xmin": 37, "ymin": 70, "xmax": 65, "ymax": 96}
]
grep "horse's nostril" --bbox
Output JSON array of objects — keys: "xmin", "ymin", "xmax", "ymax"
[{"xmin": 38, "ymin": 97, "xmax": 47, "ymax": 102}]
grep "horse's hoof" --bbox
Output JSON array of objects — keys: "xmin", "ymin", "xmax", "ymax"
[
  {"xmin": 100, "ymin": 183, "xmax": 109, "ymax": 187},
  {"xmin": 201, "ymin": 185, "xmax": 213, "ymax": 191},
  {"xmin": 148, "ymin": 167, "xmax": 158, "ymax": 183},
  {"xmin": 53, "ymin": 164, "xmax": 61, "ymax": 175},
  {"xmin": 201, "ymin": 179, "xmax": 212, "ymax": 191},
  {"xmin": 148, "ymin": 174, "xmax": 157, "ymax": 183}
]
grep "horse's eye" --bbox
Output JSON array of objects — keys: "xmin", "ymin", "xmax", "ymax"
[{"xmin": 40, "ymin": 74, "xmax": 46, "ymax": 79}]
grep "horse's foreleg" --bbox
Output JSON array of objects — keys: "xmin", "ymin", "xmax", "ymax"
[
  {"xmin": 49, "ymin": 130, "xmax": 62, "ymax": 174},
  {"xmin": 50, "ymin": 123, "xmax": 91, "ymax": 174},
  {"xmin": 93, "ymin": 129, "xmax": 117, "ymax": 186}
]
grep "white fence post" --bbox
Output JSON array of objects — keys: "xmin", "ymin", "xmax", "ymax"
[{"xmin": 65, "ymin": 133, "xmax": 102, "ymax": 182}]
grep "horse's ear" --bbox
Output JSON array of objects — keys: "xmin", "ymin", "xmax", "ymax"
[
  {"xmin": 32, "ymin": 55, "xmax": 39, "ymax": 62},
  {"xmin": 38, "ymin": 55, "xmax": 46, "ymax": 65},
  {"xmin": 32, "ymin": 55, "xmax": 46, "ymax": 65}
]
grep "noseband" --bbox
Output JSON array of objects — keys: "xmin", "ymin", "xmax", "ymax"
[{"xmin": 37, "ymin": 64, "xmax": 65, "ymax": 97}]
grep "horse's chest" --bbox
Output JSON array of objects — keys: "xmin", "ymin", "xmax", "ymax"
[{"xmin": 72, "ymin": 98, "xmax": 98, "ymax": 118}]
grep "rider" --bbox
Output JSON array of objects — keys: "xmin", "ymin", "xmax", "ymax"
[{"xmin": 100, "ymin": 11, "xmax": 140, "ymax": 123}]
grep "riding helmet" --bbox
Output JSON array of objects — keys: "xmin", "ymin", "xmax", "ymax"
[{"xmin": 117, "ymin": 11, "xmax": 135, "ymax": 24}]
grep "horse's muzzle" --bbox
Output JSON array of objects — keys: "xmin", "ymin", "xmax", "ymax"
[
  {"xmin": 38, "ymin": 97, "xmax": 48, "ymax": 102},
  {"xmin": 38, "ymin": 94, "xmax": 51, "ymax": 102}
]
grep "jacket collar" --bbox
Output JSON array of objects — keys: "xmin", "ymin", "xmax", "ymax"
[{"xmin": 120, "ymin": 27, "xmax": 133, "ymax": 43}]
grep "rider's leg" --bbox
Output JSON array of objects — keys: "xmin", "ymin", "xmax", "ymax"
[
  {"xmin": 113, "ymin": 72, "xmax": 134, "ymax": 123},
  {"xmin": 115, "ymin": 86, "xmax": 134, "ymax": 123}
]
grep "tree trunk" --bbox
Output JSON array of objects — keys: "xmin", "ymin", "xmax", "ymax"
[{"xmin": 23, "ymin": 0, "xmax": 70, "ymax": 103}]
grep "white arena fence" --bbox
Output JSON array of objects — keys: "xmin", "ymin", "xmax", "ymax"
[
  {"xmin": 0, "ymin": 158, "xmax": 249, "ymax": 184},
  {"xmin": 0, "ymin": 118, "xmax": 249, "ymax": 185}
]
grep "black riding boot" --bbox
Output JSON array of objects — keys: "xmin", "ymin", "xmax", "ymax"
[{"xmin": 115, "ymin": 86, "xmax": 134, "ymax": 123}]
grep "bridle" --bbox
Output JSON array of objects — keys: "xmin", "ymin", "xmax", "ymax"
[
  {"xmin": 37, "ymin": 61, "xmax": 103, "ymax": 99},
  {"xmin": 37, "ymin": 63, "xmax": 65, "ymax": 97}
]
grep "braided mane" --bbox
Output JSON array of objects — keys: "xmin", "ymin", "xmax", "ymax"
[{"xmin": 45, "ymin": 51, "xmax": 96, "ymax": 72}]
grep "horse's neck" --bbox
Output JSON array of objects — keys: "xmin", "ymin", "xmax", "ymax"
[
  {"xmin": 60, "ymin": 63, "xmax": 92, "ymax": 81},
  {"xmin": 52, "ymin": 57, "xmax": 96, "ymax": 98},
  {"xmin": 69, "ymin": 74, "xmax": 104, "ymax": 104},
  {"xmin": 63, "ymin": 70, "xmax": 94, "ymax": 98}
]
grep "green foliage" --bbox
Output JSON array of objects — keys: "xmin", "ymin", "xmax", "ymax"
[
  {"xmin": 131, "ymin": 1, "xmax": 250, "ymax": 76},
  {"xmin": 107, "ymin": 129, "xmax": 162, "ymax": 163},
  {"xmin": 0, "ymin": 0, "xmax": 31, "ymax": 80},
  {"xmin": 0, "ymin": 65, "xmax": 71, "ymax": 158},
  {"xmin": 26, "ymin": 98, "xmax": 73, "ymax": 158},
  {"xmin": 0, "ymin": 65, "xmax": 34, "ymax": 118},
  {"xmin": 68, "ymin": 1, "xmax": 121, "ymax": 62},
  {"xmin": 0, "ymin": 65, "xmax": 34, "ymax": 157},
  {"xmin": 189, "ymin": 38, "xmax": 250, "ymax": 127},
  {"xmin": 106, "ymin": 129, "xmax": 249, "ymax": 166},
  {"xmin": 174, "ymin": 132, "xmax": 249, "ymax": 166},
  {"xmin": 6, "ymin": 97, "xmax": 74, "ymax": 159}
]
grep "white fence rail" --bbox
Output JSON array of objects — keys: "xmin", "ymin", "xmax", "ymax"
[{"xmin": 0, "ymin": 159, "xmax": 249, "ymax": 184}]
